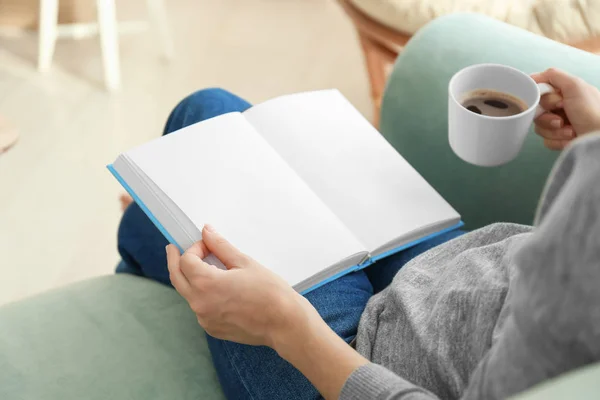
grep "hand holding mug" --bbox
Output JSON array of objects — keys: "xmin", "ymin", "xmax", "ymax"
[
  {"xmin": 532, "ymin": 68, "xmax": 600, "ymax": 151},
  {"xmin": 448, "ymin": 64, "xmax": 555, "ymax": 166}
]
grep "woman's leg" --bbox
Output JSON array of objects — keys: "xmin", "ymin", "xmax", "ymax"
[
  {"xmin": 365, "ymin": 229, "xmax": 467, "ymax": 293},
  {"xmin": 115, "ymin": 88, "xmax": 373, "ymax": 399}
]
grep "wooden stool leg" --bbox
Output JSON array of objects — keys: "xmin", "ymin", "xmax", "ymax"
[
  {"xmin": 336, "ymin": 0, "xmax": 411, "ymax": 126},
  {"xmin": 38, "ymin": 0, "xmax": 59, "ymax": 72},
  {"xmin": 359, "ymin": 33, "xmax": 387, "ymax": 128},
  {"xmin": 96, "ymin": 0, "xmax": 121, "ymax": 91}
]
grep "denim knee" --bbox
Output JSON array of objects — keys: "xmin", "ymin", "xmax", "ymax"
[
  {"xmin": 164, "ymin": 88, "xmax": 251, "ymax": 134},
  {"xmin": 176, "ymin": 88, "xmax": 238, "ymax": 113}
]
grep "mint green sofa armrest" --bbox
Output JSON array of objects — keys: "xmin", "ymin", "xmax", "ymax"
[
  {"xmin": 0, "ymin": 275, "xmax": 225, "ymax": 400},
  {"xmin": 509, "ymin": 362, "xmax": 600, "ymax": 400},
  {"xmin": 380, "ymin": 13, "xmax": 600, "ymax": 229}
]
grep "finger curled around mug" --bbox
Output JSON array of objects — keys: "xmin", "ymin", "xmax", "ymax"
[
  {"xmin": 535, "ymin": 112, "xmax": 564, "ymax": 129},
  {"xmin": 535, "ymin": 124, "xmax": 575, "ymax": 140},
  {"xmin": 539, "ymin": 92, "xmax": 564, "ymax": 111},
  {"xmin": 544, "ymin": 138, "xmax": 571, "ymax": 151}
]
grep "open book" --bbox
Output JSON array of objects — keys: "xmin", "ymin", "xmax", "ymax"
[{"xmin": 109, "ymin": 90, "xmax": 461, "ymax": 294}]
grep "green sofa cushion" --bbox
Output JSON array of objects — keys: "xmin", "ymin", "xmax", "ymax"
[
  {"xmin": 510, "ymin": 363, "xmax": 600, "ymax": 400},
  {"xmin": 0, "ymin": 275, "xmax": 225, "ymax": 400},
  {"xmin": 380, "ymin": 13, "xmax": 600, "ymax": 229}
]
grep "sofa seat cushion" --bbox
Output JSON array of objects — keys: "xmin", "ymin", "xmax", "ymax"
[
  {"xmin": 350, "ymin": 0, "xmax": 600, "ymax": 43},
  {"xmin": 0, "ymin": 274, "xmax": 224, "ymax": 400}
]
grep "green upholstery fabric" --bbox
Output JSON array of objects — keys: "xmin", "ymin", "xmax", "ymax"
[
  {"xmin": 0, "ymin": 275, "xmax": 225, "ymax": 400},
  {"xmin": 510, "ymin": 363, "xmax": 600, "ymax": 400},
  {"xmin": 380, "ymin": 13, "xmax": 600, "ymax": 229}
]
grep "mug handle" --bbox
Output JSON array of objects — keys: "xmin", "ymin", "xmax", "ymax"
[{"xmin": 534, "ymin": 83, "xmax": 556, "ymax": 118}]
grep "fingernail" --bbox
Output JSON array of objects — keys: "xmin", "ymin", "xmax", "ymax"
[
  {"xmin": 165, "ymin": 245, "xmax": 170, "ymax": 255},
  {"xmin": 561, "ymin": 128, "xmax": 574, "ymax": 138},
  {"xmin": 204, "ymin": 224, "xmax": 216, "ymax": 233},
  {"xmin": 550, "ymin": 119, "xmax": 562, "ymax": 128}
]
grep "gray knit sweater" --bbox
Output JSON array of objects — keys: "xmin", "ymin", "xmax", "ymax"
[{"xmin": 341, "ymin": 134, "xmax": 600, "ymax": 400}]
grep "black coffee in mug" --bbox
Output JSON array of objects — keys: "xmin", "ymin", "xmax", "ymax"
[{"xmin": 461, "ymin": 89, "xmax": 528, "ymax": 117}]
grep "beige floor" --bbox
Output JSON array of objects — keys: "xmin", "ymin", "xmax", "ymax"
[{"xmin": 0, "ymin": 0, "xmax": 370, "ymax": 305}]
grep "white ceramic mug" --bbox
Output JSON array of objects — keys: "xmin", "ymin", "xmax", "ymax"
[{"xmin": 448, "ymin": 64, "xmax": 553, "ymax": 167}]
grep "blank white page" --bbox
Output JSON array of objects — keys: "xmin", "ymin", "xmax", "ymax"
[
  {"xmin": 244, "ymin": 90, "xmax": 459, "ymax": 252},
  {"xmin": 125, "ymin": 112, "xmax": 366, "ymax": 286}
]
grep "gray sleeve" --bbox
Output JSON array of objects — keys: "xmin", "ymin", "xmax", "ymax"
[
  {"xmin": 462, "ymin": 134, "xmax": 600, "ymax": 399},
  {"xmin": 342, "ymin": 134, "xmax": 600, "ymax": 400},
  {"xmin": 340, "ymin": 363, "xmax": 439, "ymax": 400}
]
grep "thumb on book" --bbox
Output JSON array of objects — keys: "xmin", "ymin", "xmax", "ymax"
[{"xmin": 202, "ymin": 224, "xmax": 246, "ymax": 269}]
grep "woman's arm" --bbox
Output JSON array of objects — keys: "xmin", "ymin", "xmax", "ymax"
[
  {"xmin": 462, "ymin": 134, "xmax": 600, "ymax": 399},
  {"xmin": 273, "ymin": 305, "xmax": 369, "ymax": 399},
  {"xmin": 165, "ymin": 225, "xmax": 367, "ymax": 399},
  {"xmin": 166, "ymin": 225, "xmax": 437, "ymax": 399}
]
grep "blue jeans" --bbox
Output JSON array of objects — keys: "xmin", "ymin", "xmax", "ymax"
[{"xmin": 116, "ymin": 88, "xmax": 465, "ymax": 400}]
